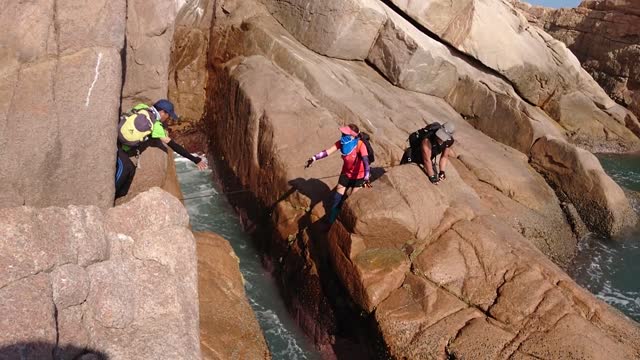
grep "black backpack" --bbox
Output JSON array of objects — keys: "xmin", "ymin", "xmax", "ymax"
[
  {"xmin": 408, "ymin": 122, "xmax": 441, "ymax": 148},
  {"xmin": 358, "ymin": 132, "xmax": 375, "ymax": 163}
]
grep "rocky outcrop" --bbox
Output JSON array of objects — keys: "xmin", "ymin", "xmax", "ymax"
[
  {"xmin": 337, "ymin": 166, "xmax": 639, "ymax": 358},
  {"xmin": 264, "ymin": 0, "xmax": 387, "ymax": 60},
  {"xmin": 121, "ymin": 0, "xmax": 178, "ymax": 110},
  {"xmin": 513, "ymin": 0, "xmax": 640, "ymax": 129},
  {"xmin": 0, "ymin": 0, "xmax": 126, "ymax": 208},
  {"xmin": 531, "ymin": 136, "xmax": 637, "ymax": 236},
  {"xmin": 0, "ymin": 188, "xmax": 201, "ymax": 359},
  {"xmin": 195, "ymin": 232, "xmax": 270, "ymax": 359},
  {"xmin": 199, "ymin": 0, "xmax": 640, "ymax": 356},
  {"xmin": 387, "ymin": 0, "xmax": 640, "ymax": 152}
]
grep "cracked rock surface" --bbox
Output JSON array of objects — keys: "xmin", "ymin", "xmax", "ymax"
[
  {"xmin": 0, "ymin": 188, "xmax": 201, "ymax": 359},
  {"xmin": 200, "ymin": 0, "xmax": 640, "ymax": 356}
]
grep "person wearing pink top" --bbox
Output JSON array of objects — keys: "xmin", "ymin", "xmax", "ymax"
[{"xmin": 306, "ymin": 124, "xmax": 372, "ymax": 223}]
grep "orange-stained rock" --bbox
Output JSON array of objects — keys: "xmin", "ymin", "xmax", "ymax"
[
  {"xmin": 375, "ymin": 274, "xmax": 483, "ymax": 359},
  {"xmin": 328, "ymin": 221, "xmax": 410, "ymax": 312},
  {"xmin": 194, "ymin": 232, "xmax": 270, "ymax": 360}
]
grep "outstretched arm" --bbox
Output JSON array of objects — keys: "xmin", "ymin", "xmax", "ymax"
[
  {"xmin": 162, "ymin": 137, "xmax": 207, "ymax": 170},
  {"xmin": 306, "ymin": 144, "xmax": 338, "ymax": 167}
]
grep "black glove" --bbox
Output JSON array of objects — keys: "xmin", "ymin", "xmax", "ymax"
[
  {"xmin": 429, "ymin": 175, "xmax": 439, "ymax": 184},
  {"xmin": 305, "ymin": 158, "xmax": 314, "ymax": 168},
  {"xmin": 438, "ymin": 171, "xmax": 446, "ymax": 181}
]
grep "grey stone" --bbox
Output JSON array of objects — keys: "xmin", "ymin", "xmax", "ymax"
[
  {"xmin": 51, "ymin": 264, "xmax": 90, "ymax": 310},
  {"xmin": 263, "ymin": 0, "xmax": 386, "ymax": 60},
  {"xmin": 0, "ymin": 274, "xmax": 56, "ymax": 360}
]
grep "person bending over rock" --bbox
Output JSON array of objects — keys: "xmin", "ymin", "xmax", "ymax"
[
  {"xmin": 115, "ymin": 99, "xmax": 207, "ymax": 198},
  {"xmin": 401, "ymin": 122, "xmax": 455, "ymax": 184},
  {"xmin": 306, "ymin": 124, "xmax": 372, "ymax": 223}
]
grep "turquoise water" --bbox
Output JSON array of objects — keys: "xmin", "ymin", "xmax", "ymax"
[
  {"xmin": 175, "ymin": 156, "xmax": 320, "ymax": 359},
  {"xmin": 569, "ymin": 153, "xmax": 640, "ymax": 322}
]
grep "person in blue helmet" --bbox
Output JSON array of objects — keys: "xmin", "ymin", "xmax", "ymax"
[{"xmin": 115, "ymin": 99, "xmax": 207, "ymax": 198}]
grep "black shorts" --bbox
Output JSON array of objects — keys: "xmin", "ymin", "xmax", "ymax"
[{"xmin": 338, "ymin": 174, "xmax": 366, "ymax": 188}]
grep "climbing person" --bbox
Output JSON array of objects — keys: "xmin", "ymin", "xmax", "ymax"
[
  {"xmin": 400, "ymin": 122, "xmax": 455, "ymax": 185},
  {"xmin": 115, "ymin": 99, "xmax": 207, "ymax": 198},
  {"xmin": 305, "ymin": 124, "xmax": 372, "ymax": 223}
]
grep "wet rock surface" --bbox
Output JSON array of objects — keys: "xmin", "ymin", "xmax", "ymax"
[{"xmin": 0, "ymin": 188, "xmax": 201, "ymax": 359}]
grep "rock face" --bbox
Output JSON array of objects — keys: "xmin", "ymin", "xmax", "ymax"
[
  {"xmin": 0, "ymin": 188, "xmax": 201, "ymax": 359},
  {"xmin": 121, "ymin": 0, "xmax": 178, "ymax": 110},
  {"xmin": 198, "ymin": 0, "xmax": 640, "ymax": 357},
  {"xmin": 0, "ymin": 0, "xmax": 126, "ymax": 208},
  {"xmin": 340, "ymin": 166, "xmax": 640, "ymax": 358},
  {"xmin": 264, "ymin": 0, "xmax": 387, "ymax": 60},
  {"xmin": 195, "ymin": 232, "xmax": 270, "ymax": 359},
  {"xmin": 386, "ymin": 0, "xmax": 640, "ymax": 152},
  {"xmin": 168, "ymin": 0, "xmax": 216, "ymax": 124},
  {"xmin": 513, "ymin": 0, "xmax": 640, "ymax": 127}
]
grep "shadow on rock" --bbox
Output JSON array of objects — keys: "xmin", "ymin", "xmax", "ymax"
[{"xmin": 0, "ymin": 342, "xmax": 108, "ymax": 360}]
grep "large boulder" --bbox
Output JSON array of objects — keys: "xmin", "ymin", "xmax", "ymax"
[
  {"xmin": 0, "ymin": 0, "xmax": 126, "ymax": 208},
  {"xmin": 195, "ymin": 232, "xmax": 270, "ymax": 359},
  {"xmin": 261, "ymin": 0, "xmax": 386, "ymax": 60},
  {"xmin": 335, "ymin": 169, "xmax": 640, "ymax": 358},
  {"xmin": 531, "ymin": 135, "xmax": 637, "ymax": 236},
  {"xmin": 514, "ymin": 0, "xmax": 640, "ymax": 131},
  {"xmin": 0, "ymin": 188, "xmax": 201, "ymax": 359},
  {"xmin": 208, "ymin": 8, "xmax": 581, "ymax": 261},
  {"xmin": 121, "ymin": 0, "xmax": 178, "ymax": 109},
  {"xmin": 366, "ymin": 3, "xmax": 563, "ymax": 154}
]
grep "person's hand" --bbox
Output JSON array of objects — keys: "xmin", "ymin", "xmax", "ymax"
[
  {"xmin": 196, "ymin": 159, "xmax": 208, "ymax": 170},
  {"xmin": 438, "ymin": 171, "xmax": 446, "ymax": 181},
  {"xmin": 305, "ymin": 157, "xmax": 315, "ymax": 168},
  {"xmin": 363, "ymin": 175, "xmax": 372, "ymax": 188}
]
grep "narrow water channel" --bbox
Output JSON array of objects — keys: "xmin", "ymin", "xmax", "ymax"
[
  {"xmin": 174, "ymin": 156, "xmax": 321, "ymax": 359},
  {"xmin": 569, "ymin": 153, "xmax": 640, "ymax": 322}
]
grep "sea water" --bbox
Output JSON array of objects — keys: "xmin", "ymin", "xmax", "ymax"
[
  {"xmin": 175, "ymin": 156, "xmax": 320, "ymax": 359},
  {"xmin": 569, "ymin": 153, "xmax": 640, "ymax": 322}
]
